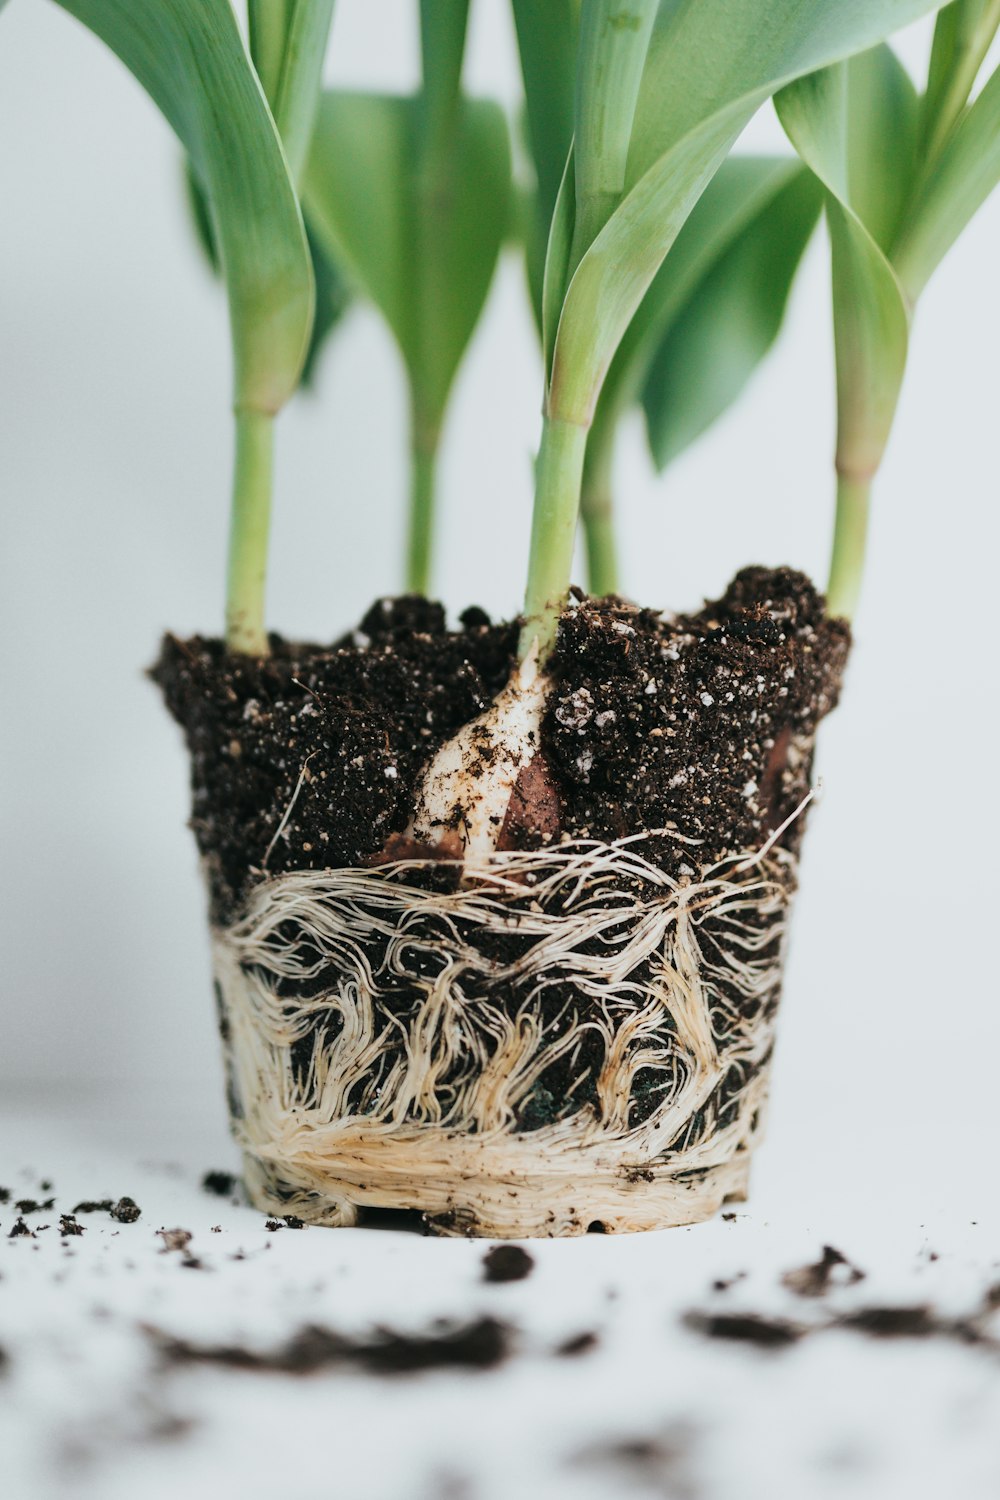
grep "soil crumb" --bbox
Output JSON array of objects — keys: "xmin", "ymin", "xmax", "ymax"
[
  {"xmin": 782, "ymin": 1245, "xmax": 865, "ymax": 1299},
  {"xmin": 8, "ymin": 1218, "xmax": 33, "ymax": 1239},
  {"xmin": 556, "ymin": 1331, "xmax": 600, "ymax": 1358},
  {"xmin": 111, "ymin": 1197, "xmax": 141, "ymax": 1224},
  {"xmin": 201, "ymin": 1171, "xmax": 238, "ymax": 1198},
  {"xmin": 59, "ymin": 1214, "xmax": 84, "ymax": 1238},
  {"xmin": 482, "ymin": 1244, "xmax": 534, "ymax": 1284},
  {"xmin": 154, "ymin": 568, "xmax": 848, "ymax": 922},
  {"xmin": 15, "ymin": 1198, "xmax": 55, "ymax": 1214},
  {"xmin": 683, "ymin": 1310, "xmax": 804, "ymax": 1348},
  {"xmin": 148, "ymin": 1316, "xmax": 511, "ymax": 1377},
  {"xmin": 74, "ymin": 1199, "xmax": 114, "ymax": 1214},
  {"xmin": 157, "ymin": 1228, "xmax": 193, "ymax": 1254}
]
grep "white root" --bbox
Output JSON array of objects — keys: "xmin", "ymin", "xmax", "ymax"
[
  {"xmin": 409, "ymin": 649, "xmax": 550, "ymax": 858},
  {"xmin": 211, "ymin": 832, "xmax": 800, "ymax": 1237}
]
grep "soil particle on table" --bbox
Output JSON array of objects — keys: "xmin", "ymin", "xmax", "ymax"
[
  {"xmin": 157, "ymin": 1228, "xmax": 193, "ymax": 1254},
  {"xmin": 110, "ymin": 1197, "xmax": 141, "ymax": 1224},
  {"xmin": 481, "ymin": 1244, "xmax": 534, "ymax": 1284},
  {"xmin": 59, "ymin": 1214, "xmax": 84, "ymax": 1237},
  {"xmin": 782, "ymin": 1245, "xmax": 866, "ymax": 1299},
  {"xmin": 555, "ymin": 1330, "xmax": 600, "ymax": 1358},
  {"xmin": 73, "ymin": 1199, "xmax": 115, "ymax": 1214},
  {"xmin": 154, "ymin": 568, "xmax": 848, "ymax": 922},
  {"xmin": 201, "ymin": 1170, "xmax": 239, "ymax": 1198},
  {"xmin": 14, "ymin": 1197, "xmax": 55, "ymax": 1214},
  {"xmin": 0, "ymin": 1188, "xmax": 9, "ymax": 1204},
  {"xmin": 148, "ymin": 1315, "xmax": 511, "ymax": 1377},
  {"xmin": 683, "ymin": 1310, "xmax": 805, "ymax": 1348},
  {"xmin": 8, "ymin": 1218, "xmax": 33, "ymax": 1239}
]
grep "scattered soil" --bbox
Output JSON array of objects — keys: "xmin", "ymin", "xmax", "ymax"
[
  {"xmin": 0, "ymin": 1188, "xmax": 9, "ymax": 1204},
  {"xmin": 74, "ymin": 1199, "xmax": 115, "ymax": 1214},
  {"xmin": 837, "ymin": 1305, "xmax": 988, "ymax": 1345},
  {"xmin": 482, "ymin": 1245, "xmax": 534, "ymax": 1284},
  {"xmin": 111, "ymin": 1197, "xmax": 141, "ymax": 1224},
  {"xmin": 683, "ymin": 1311, "xmax": 805, "ymax": 1347},
  {"xmin": 556, "ymin": 1331, "xmax": 600, "ymax": 1357},
  {"xmin": 148, "ymin": 1316, "xmax": 511, "ymax": 1377},
  {"xmin": 782, "ymin": 1245, "xmax": 866, "ymax": 1298},
  {"xmin": 59, "ymin": 1214, "xmax": 84, "ymax": 1237},
  {"xmin": 154, "ymin": 569, "xmax": 848, "ymax": 923},
  {"xmin": 201, "ymin": 1171, "xmax": 239, "ymax": 1198},
  {"xmin": 8, "ymin": 1218, "xmax": 33, "ymax": 1238},
  {"xmin": 157, "ymin": 1228, "xmax": 193, "ymax": 1254},
  {"xmin": 15, "ymin": 1198, "xmax": 55, "ymax": 1214}
]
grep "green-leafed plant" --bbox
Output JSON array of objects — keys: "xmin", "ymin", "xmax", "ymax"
[
  {"xmin": 305, "ymin": 1, "xmax": 512, "ymax": 593},
  {"xmin": 516, "ymin": 0, "xmax": 948, "ymax": 659},
  {"xmin": 777, "ymin": 0, "xmax": 1000, "ymax": 618},
  {"xmin": 512, "ymin": 5, "xmax": 822, "ymax": 596},
  {"xmin": 48, "ymin": 0, "xmax": 952, "ymax": 659}
]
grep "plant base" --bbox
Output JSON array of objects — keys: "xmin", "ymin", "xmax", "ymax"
[{"xmin": 240, "ymin": 1133, "xmax": 753, "ymax": 1237}]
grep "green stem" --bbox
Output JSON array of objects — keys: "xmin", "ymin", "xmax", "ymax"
[
  {"xmin": 826, "ymin": 472, "xmax": 871, "ymax": 621},
  {"xmin": 225, "ymin": 409, "xmax": 275, "ymax": 654},
  {"xmin": 580, "ymin": 428, "xmax": 619, "ymax": 595},
  {"xmin": 519, "ymin": 414, "xmax": 589, "ymax": 661},
  {"xmin": 406, "ymin": 421, "xmax": 440, "ymax": 595}
]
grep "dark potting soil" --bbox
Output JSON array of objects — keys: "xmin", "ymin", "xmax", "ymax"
[
  {"xmin": 482, "ymin": 1244, "xmax": 534, "ymax": 1283},
  {"xmin": 155, "ymin": 569, "xmax": 847, "ymax": 1147},
  {"xmin": 781, "ymin": 1245, "xmax": 866, "ymax": 1299},
  {"xmin": 201, "ymin": 1170, "xmax": 239, "ymax": 1198},
  {"xmin": 148, "ymin": 1315, "xmax": 511, "ymax": 1376},
  {"xmin": 154, "ymin": 568, "xmax": 848, "ymax": 924}
]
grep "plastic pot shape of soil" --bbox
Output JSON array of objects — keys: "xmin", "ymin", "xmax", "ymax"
[{"xmin": 56, "ymin": 0, "xmax": 1000, "ymax": 1232}]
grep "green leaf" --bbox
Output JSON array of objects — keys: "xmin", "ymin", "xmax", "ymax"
[
  {"xmin": 300, "ymin": 221, "xmax": 352, "ymax": 387},
  {"xmin": 52, "ymin": 0, "xmax": 313, "ymax": 415},
  {"xmin": 305, "ymin": 90, "xmax": 511, "ymax": 433},
  {"xmin": 920, "ymin": 0, "xmax": 1000, "ymax": 155},
  {"xmin": 511, "ymin": 0, "xmax": 578, "ymax": 326},
  {"xmin": 641, "ymin": 161, "xmax": 822, "ymax": 469},
  {"xmin": 420, "ymin": 0, "xmax": 471, "ymax": 161},
  {"xmin": 572, "ymin": 1, "xmax": 657, "ymax": 261},
  {"xmin": 777, "ymin": 47, "xmax": 916, "ymax": 480},
  {"xmin": 270, "ymin": 0, "xmax": 337, "ymax": 185},
  {"xmin": 894, "ymin": 60, "xmax": 1000, "ymax": 299},
  {"xmin": 547, "ymin": 0, "xmax": 945, "ymax": 428}
]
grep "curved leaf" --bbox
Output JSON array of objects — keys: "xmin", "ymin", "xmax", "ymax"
[
  {"xmin": 894, "ymin": 60, "xmax": 1000, "ymax": 299},
  {"xmin": 920, "ymin": 0, "xmax": 1000, "ymax": 154},
  {"xmin": 777, "ymin": 48, "xmax": 916, "ymax": 479},
  {"xmin": 547, "ymin": 0, "xmax": 944, "ymax": 426},
  {"xmin": 305, "ymin": 91, "xmax": 511, "ymax": 432},
  {"xmin": 52, "ymin": 0, "xmax": 313, "ymax": 415},
  {"xmin": 641, "ymin": 162, "xmax": 822, "ymax": 469}
]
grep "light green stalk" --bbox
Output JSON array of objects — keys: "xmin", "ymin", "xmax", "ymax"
[
  {"xmin": 826, "ymin": 473, "xmax": 871, "ymax": 620},
  {"xmin": 580, "ymin": 419, "xmax": 619, "ymax": 595},
  {"xmin": 226, "ymin": 410, "xmax": 275, "ymax": 655},
  {"xmin": 406, "ymin": 415, "xmax": 440, "ymax": 596},
  {"xmin": 272, "ymin": 1, "xmax": 337, "ymax": 184},
  {"xmin": 519, "ymin": 416, "xmax": 589, "ymax": 660}
]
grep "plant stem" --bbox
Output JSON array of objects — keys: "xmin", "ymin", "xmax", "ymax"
[
  {"xmin": 519, "ymin": 414, "xmax": 589, "ymax": 661},
  {"xmin": 826, "ymin": 472, "xmax": 871, "ymax": 621},
  {"xmin": 580, "ymin": 426, "xmax": 619, "ymax": 595},
  {"xmin": 226, "ymin": 409, "xmax": 275, "ymax": 654},
  {"xmin": 406, "ymin": 419, "xmax": 440, "ymax": 596}
]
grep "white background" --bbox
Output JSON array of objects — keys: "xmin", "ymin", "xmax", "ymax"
[{"xmin": 0, "ymin": 0, "xmax": 998, "ymax": 1227}]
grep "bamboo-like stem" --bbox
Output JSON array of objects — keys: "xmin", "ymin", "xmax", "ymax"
[
  {"xmin": 519, "ymin": 414, "xmax": 589, "ymax": 661},
  {"xmin": 406, "ymin": 418, "xmax": 440, "ymax": 596},
  {"xmin": 272, "ymin": 0, "xmax": 337, "ymax": 185},
  {"xmin": 580, "ymin": 426, "xmax": 619, "ymax": 596},
  {"xmin": 826, "ymin": 472, "xmax": 871, "ymax": 621},
  {"xmin": 226, "ymin": 409, "xmax": 275, "ymax": 655}
]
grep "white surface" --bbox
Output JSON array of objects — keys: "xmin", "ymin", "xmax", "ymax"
[
  {"xmin": 1, "ymin": 5, "xmax": 999, "ymax": 1496},
  {"xmin": 2, "ymin": 1085, "xmax": 999, "ymax": 1500}
]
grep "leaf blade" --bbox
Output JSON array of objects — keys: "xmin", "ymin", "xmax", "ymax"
[{"xmin": 53, "ymin": 0, "xmax": 313, "ymax": 414}]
